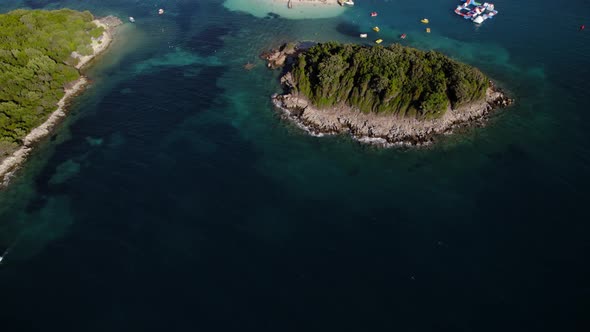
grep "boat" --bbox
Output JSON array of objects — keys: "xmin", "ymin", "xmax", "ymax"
[
  {"xmin": 370, "ymin": 12, "xmax": 378, "ymax": 17},
  {"xmin": 426, "ymin": 28, "xmax": 431, "ymax": 33},
  {"xmin": 158, "ymin": 8, "xmax": 165, "ymax": 15},
  {"xmin": 421, "ymin": 18, "xmax": 429, "ymax": 24},
  {"xmin": 360, "ymin": 33, "xmax": 368, "ymax": 38},
  {"xmin": 454, "ymin": 1, "xmax": 499, "ymax": 24},
  {"xmin": 372, "ymin": 26, "xmax": 380, "ymax": 32},
  {"xmin": 338, "ymin": 0, "xmax": 355, "ymax": 6},
  {"xmin": 375, "ymin": 39, "xmax": 383, "ymax": 44},
  {"xmin": 400, "ymin": 33, "xmax": 407, "ymax": 39},
  {"xmin": 129, "ymin": 16, "xmax": 135, "ymax": 23}
]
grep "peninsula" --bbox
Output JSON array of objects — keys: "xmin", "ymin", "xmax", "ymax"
[
  {"xmin": 264, "ymin": 42, "xmax": 513, "ymax": 145},
  {"xmin": 0, "ymin": 9, "xmax": 122, "ymax": 187}
]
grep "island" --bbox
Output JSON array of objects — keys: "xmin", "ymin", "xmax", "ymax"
[
  {"xmin": 0, "ymin": 9, "xmax": 122, "ymax": 187},
  {"xmin": 263, "ymin": 42, "xmax": 513, "ymax": 145}
]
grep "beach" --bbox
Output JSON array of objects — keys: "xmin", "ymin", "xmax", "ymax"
[
  {"xmin": 223, "ymin": 0, "xmax": 345, "ymax": 19},
  {"xmin": 0, "ymin": 16, "xmax": 120, "ymax": 188}
]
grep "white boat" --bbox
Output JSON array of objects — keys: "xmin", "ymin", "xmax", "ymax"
[
  {"xmin": 360, "ymin": 33, "xmax": 367, "ymax": 38},
  {"xmin": 338, "ymin": 0, "xmax": 354, "ymax": 6},
  {"xmin": 158, "ymin": 8, "xmax": 165, "ymax": 15},
  {"xmin": 0, "ymin": 256, "xmax": 3, "ymax": 264},
  {"xmin": 473, "ymin": 15, "xmax": 484, "ymax": 24},
  {"xmin": 129, "ymin": 16, "xmax": 135, "ymax": 23}
]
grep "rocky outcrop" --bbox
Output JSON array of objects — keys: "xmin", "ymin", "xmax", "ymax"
[
  {"xmin": 273, "ymin": 83, "xmax": 513, "ymax": 146},
  {"xmin": 260, "ymin": 42, "xmax": 299, "ymax": 69}
]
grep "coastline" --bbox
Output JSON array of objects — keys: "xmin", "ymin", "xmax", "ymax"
[
  {"xmin": 273, "ymin": 84, "xmax": 512, "ymax": 146},
  {"xmin": 223, "ymin": 0, "xmax": 345, "ymax": 19},
  {"xmin": 263, "ymin": 42, "xmax": 514, "ymax": 147},
  {"xmin": 0, "ymin": 16, "xmax": 121, "ymax": 188}
]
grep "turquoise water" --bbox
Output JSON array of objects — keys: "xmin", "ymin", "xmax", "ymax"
[{"xmin": 0, "ymin": 0, "xmax": 589, "ymax": 330}]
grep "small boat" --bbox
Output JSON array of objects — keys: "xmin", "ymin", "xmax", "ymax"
[
  {"xmin": 473, "ymin": 15, "xmax": 484, "ymax": 24},
  {"xmin": 0, "ymin": 256, "xmax": 3, "ymax": 264},
  {"xmin": 158, "ymin": 8, "xmax": 165, "ymax": 15},
  {"xmin": 360, "ymin": 33, "xmax": 368, "ymax": 38},
  {"xmin": 129, "ymin": 16, "xmax": 135, "ymax": 23},
  {"xmin": 426, "ymin": 27, "xmax": 431, "ymax": 33},
  {"xmin": 338, "ymin": 0, "xmax": 355, "ymax": 6},
  {"xmin": 370, "ymin": 12, "xmax": 378, "ymax": 17},
  {"xmin": 375, "ymin": 39, "xmax": 383, "ymax": 44},
  {"xmin": 372, "ymin": 26, "xmax": 380, "ymax": 32},
  {"xmin": 421, "ymin": 18, "xmax": 429, "ymax": 24},
  {"xmin": 400, "ymin": 33, "xmax": 407, "ymax": 39}
]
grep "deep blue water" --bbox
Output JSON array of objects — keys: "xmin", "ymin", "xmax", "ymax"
[{"xmin": 1, "ymin": 0, "xmax": 589, "ymax": 331}]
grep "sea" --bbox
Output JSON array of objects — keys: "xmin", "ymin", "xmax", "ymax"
[{"xmin": 0, "ymin": 0, "xmax": 589, "ymax": 331}]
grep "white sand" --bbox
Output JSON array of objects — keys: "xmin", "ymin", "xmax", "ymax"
[{"xmin": 224, "ymin": 0, "xmax": 346, "ymax": 19}]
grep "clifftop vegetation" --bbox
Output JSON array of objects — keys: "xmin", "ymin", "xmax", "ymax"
[
  {"xmin": 0, "ymin": 9, "xmax": 103, "ymax": 152},
  {"xmin": 291, "ymin": 42, "xmax": 489, "ymax": 118}
]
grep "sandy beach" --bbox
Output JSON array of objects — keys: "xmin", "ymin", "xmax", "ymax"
[
  {"xmin": 0, "ymin": 17, "xmax": 121, "ymax": 188},
  {"xmin": 224, "ymin": 0, "xmax": 346, "ymax": 19}
]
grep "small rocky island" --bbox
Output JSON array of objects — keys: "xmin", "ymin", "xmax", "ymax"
[
  {"xmin": 262, "ymin": 42, "xmax": 513, "ymax": 145},
  {"xmin": 0, "ymin": 9, "xmax": 122, "ymax": 187}
]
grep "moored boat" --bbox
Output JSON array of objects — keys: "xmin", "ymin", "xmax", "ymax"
[
  {"xmin": 375, "ymin": 39, "xmax": 383, "ymax": 44},
  {"xmin": 129, "ymin": 16, "xmax": 135, "ymax": 23},
  {"xmin": 421, "ymin": 18, "xmax": 429, "ymax": 24},
  {"xmin": 400, "ymin": 33, "xmax": 407, "ymax": 39},
  {"xmin": 454, "ymin": 0, "xmax": 499, "ymax": 24},
  {"xmin": 360, "ymin": 33, "xmax": 368, "ymax": 38},
  {"xmin": 372, "ymin": 26, "xmax": 380, "ymax": 32},
  {"xmin": 338, "ymin": 0, "xmax": 355, "ymax": 6}
]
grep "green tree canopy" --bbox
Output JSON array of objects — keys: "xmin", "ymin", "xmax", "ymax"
[
  {"xmin": 0, "ymin": 9, "xmax": 103, "ymax": 149},
  {"xmin": 291, "ymin": 42, "xmax": 489, "ymax": 119}
]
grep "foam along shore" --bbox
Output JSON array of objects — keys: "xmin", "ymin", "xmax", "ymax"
[
  {"xmin": 223, "ymin": 0, "xmax": 346, "ymax": 19},
  {"xmin": 0, "ymin": 16, "xmax": 122, "ymax": 188},
  {"xmin": 273, "ymin": 84, "xmax": 512, "ymax": 146}
]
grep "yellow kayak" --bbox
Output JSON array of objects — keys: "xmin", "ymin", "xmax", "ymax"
[
  {"xmin": 426, "ymin": 28, "xmax": 431, "ymax": 33},
  {"xmin": 421, "ymin": 18, "xmax": 429, "ymax": 24},
  {"xmin": 375, "ymin": 39, "xmax": 383, "ymax": 44},
  {"xmin": 372, "ymin": 26, "xmax": 380, "ymax": 32}
]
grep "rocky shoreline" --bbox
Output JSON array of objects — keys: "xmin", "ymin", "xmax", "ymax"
[
  {"xmin": 0, "ymin": 16, "xmax": 122, "ymax": 188},
  {"xmin": 264, "ymin": 44, "xmax": 514, "ymax": 146}
]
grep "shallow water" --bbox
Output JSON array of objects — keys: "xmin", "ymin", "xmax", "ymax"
[{"xmin": 0, "ymin": 0, "xmax": 589, "ymax": 331}]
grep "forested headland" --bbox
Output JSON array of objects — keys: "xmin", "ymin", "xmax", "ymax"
[
  {"xmin": 290, "ymin": 42, "xmax": 489, "ymax": 118},
  {"xmin": 0, "ymin": 9, "xmax": 104, "ymax": 153}
]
